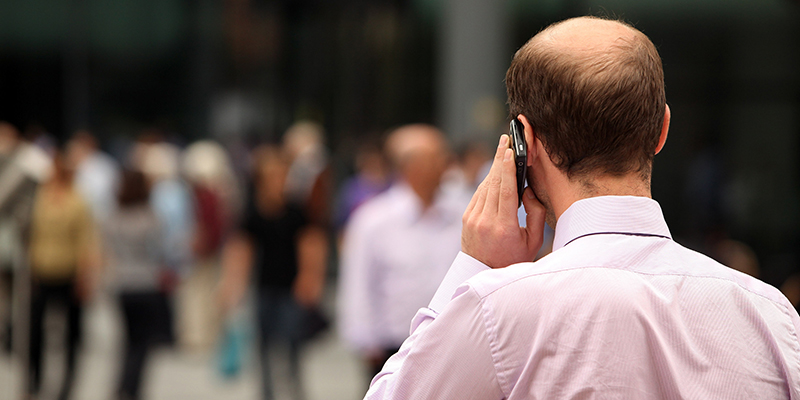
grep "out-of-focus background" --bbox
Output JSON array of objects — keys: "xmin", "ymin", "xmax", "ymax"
[{"xmin": 0, "ymin": 1, "xmax": 799, "ymax": 399}]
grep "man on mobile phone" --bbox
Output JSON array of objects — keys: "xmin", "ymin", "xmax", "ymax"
[{"xmin": 364, "ymin": 16, "xmax": 800, "ymax": 399}]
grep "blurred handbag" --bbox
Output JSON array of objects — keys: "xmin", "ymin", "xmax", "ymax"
[
  {"xmin": 297, "ymin": 306, "xmax": 330, "ymax": 343},
  {"xmin": 217, "ymin": 307, "xmax": 251, "ymax": 379}
]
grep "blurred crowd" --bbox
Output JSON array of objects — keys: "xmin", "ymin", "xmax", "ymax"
[{"xmin": 0, "ymin": 119, "xmax": 498, "ymax": 400}]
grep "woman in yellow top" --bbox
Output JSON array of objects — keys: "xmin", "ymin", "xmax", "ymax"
[{"xmin": 27, "ymin": 151, "xmax": 98, "ymax": 400}]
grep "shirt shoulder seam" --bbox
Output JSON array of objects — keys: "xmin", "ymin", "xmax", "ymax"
[{"xmin": 475, "ymin": 264, "xmax": 789, "ymax": 308}]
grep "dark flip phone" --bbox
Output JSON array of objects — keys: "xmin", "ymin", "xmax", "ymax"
[{"xmin": 509, "ymin": 118, "xmax": 527, "ymax": 206}]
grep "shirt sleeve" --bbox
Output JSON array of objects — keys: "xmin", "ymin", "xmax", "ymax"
[
  {"xmin": 337, "ymin": 211, "xmax": 380, "ymax": 352},
  {"xmin": 429, "ymin": 251, "xmax": 490, "ymax": 313},
  {"xmin": 365, "ymin": 284, "xmax": 504, "ymax": 399}
]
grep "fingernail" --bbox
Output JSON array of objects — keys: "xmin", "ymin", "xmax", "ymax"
[
  {"xmin": 504, "ymin": 148, "xmax": 512, "ymax": 161},
  {"xmin": 499, "ymin": 134, "xmax": 508, "ymax": 148},
  {"xmin": 526, "ymin": 188, "xmax": 534, "ymax": 199}
]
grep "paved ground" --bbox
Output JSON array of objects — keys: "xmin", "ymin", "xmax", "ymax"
[{"xmin": 0, "ymin": 288, "xmax": 368, "ymax": 400}]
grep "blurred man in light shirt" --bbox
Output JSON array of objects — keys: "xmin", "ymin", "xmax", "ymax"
[{"xmin": 338, "ymin": 124, "xmax": 470, "ymax": 383}]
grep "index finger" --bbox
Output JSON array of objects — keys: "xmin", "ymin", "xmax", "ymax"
[
  {"xmin": 466, "ymin": 135, "xmax": 508, "ymax": 216},
  {"xmin": 497, "ymin": 144, "xmax": 521, "ymax": 219},
  {"xmin": 481, "ymin": 135, "xmax": 510, "ymax": 215}
]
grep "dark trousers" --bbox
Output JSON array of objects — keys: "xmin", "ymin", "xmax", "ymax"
[
  {"xmin": 1, "ymin": 270, "xmax": 13, "ymax": 352},
  {"xmin": 29, "ymin": 280, "xmax": 82, "ymax": 400},
  {"xmin": 258, "ymin": 288, "xmax": 304, "ymax": 400},
  {"xmin": 118, "ymin": 291, "xmax": 173, "ymax": 400}
]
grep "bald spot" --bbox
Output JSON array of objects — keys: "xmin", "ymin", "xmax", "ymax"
[{"xmin": 534, "ymin": 17, "xmax": 639, "ymax": 56}]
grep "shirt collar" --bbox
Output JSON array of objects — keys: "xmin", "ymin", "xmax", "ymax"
[{"xmin": 552, "ymin": 196, "xmax": 672, "ymax": 251}]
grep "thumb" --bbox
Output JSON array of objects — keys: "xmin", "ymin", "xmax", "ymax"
[{"xmin": 521, "ymin": 187, "xmax": 546, "ymax": 252}]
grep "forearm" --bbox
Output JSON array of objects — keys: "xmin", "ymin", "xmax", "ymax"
[
  {"xmin": 218, "ymin": 233, "xmax": 253, "ymax": 310},
  {"xmin": 294, "ymin": 225, "xmax": 328, "ymax": 306}
]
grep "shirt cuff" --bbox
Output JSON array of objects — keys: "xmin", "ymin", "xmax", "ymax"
[{"xmin": 428, "ymin": 251, "xmax": 489, "ymax": 313}]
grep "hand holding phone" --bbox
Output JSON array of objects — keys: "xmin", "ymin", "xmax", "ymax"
[
  {"xmin": 509, "ymin": 118, "xmax": 527, "ymax": 206},
  {"xmin": 460, "ymin": 131, "xmax": 545, "ymax": 269}
]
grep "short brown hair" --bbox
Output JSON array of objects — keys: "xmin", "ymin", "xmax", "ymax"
[
  {"xmin": 118, "ymin": 169, "xmax": 150, "ymax": 207},
  {"xmin": 506, "ymin": 17, "xmax": 665, "ymax": 180}
]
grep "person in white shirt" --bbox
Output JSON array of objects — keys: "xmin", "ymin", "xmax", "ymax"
[
  {"xmin": 364, "ymin": 16, "xmax": 800, "ymax": 399},
  {"xmin": 67, "ymin": 130, "xmax": 121, "ymax": 225},
  {"xmin": 338, "ymin": 124, "xmax": 471, "ymax": 381}
]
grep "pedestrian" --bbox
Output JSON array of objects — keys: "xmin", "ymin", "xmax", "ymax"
[{"xmin": 365, "ymin": 16, "xmax": 800, "ymax": 399}]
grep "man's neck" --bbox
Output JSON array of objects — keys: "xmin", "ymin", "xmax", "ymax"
[
  {"xmin": 551, "ymin": 173, "xmax": 652, "ymax": 225},
  {"xmin": 400, "ymin": 179, "xmax": 437, "ymax": 209},
  {"xmin": 579, "ymin": 174, "xmax": 651, "ymax": 198}
]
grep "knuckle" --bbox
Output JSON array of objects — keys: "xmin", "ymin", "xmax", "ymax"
[
  {"xmin": 462, "ymin": 212, "xmax": 473, "ymax": 226},
  {"xmin": 500, "ymin": 185, "xmax": 516, "ymax": 199},
  {"xmin": 475, "ymin": 219, "xmax": 492, "ymax": 234}
]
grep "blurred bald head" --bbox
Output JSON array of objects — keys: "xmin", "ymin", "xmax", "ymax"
[
  {"xmin": 385, "ymin": 124, "xmax": 450, "ymax": 206},
  {"xmin": 386, "ymin": 124, "xmax": 448, "ymax": 168},
  {"xmin": 506, "ymin": 16, "xmax": 665, "ymax": 181}
]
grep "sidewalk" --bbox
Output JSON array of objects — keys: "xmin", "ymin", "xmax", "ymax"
[{"xmin": 0, "ymin": 288, "xmax": 367, "ymax": 400}]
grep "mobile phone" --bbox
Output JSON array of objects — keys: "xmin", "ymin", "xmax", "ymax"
[{"xmin": 509, "ymin": 118, "xmax": 527, "ymax": 206}]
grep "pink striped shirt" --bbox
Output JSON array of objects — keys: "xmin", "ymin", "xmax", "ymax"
[{"xmin": 367, "ymin": 196, "xmax": 800, "ymax": 399}]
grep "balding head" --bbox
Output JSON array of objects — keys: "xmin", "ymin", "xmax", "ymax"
[
  {"xmin": 385, "ymin": 124, "xmax": 448, "ymax": 170},
  {"xmin": 535, "ymin": 17, "xmax": 639, "ymax": 52},
  {"xmin": 385, "ymin": 124, "xmax": 451, "ymax": 206},
  {"xmin": 506, "ymin": 16, "xmax": 665, "ymax": 182}
]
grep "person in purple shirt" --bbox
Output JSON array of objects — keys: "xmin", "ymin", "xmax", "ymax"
[
  {"xmin": 333, "ymin": 141, "xmax": 391, "ymax": 232},
  {"xmin": 365, "ymin": 16, "xmax": 800, "ymax": 399}
]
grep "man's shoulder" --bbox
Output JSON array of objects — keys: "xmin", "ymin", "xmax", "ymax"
[{"xmin": 465, "ymin": 234, "xmax": 789, "ymax": 309}]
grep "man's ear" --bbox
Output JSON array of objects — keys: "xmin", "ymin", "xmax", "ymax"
[
  {"xmin": 517, "ymin": 114, "xmax": 536, "ymax": 166},
  {"xmin": 655, "ymin": 104, "xmax": 670, "ymax": 155}
]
